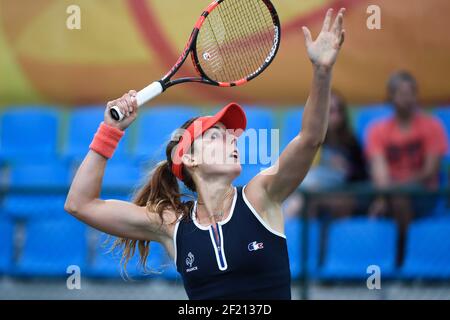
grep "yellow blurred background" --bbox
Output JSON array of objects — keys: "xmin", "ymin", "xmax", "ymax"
[{"xmin": 1, "ymin": 0, "xmax": 450, "ymax": 106}]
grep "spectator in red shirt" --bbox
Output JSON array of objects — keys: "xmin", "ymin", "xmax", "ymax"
[{"xmin": 366, "ymin": 71, "xmax": 448, "ymax": 262}]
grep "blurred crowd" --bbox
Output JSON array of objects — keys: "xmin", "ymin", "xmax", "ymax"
[{"xmin": 283, "ymin": 70, "xmax": 449, "ymax": 264}]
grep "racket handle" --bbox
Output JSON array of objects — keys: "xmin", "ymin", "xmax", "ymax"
[{"xmin": 110, "ymin": 81, "xmax": 164, "ymax": 121}]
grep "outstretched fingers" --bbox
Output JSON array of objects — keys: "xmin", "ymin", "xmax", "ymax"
[
  {"xmin": 321, "ymin": 8, "xmax": 334, "ymax": 32},
  {"xmin": 332, "ymin": 8, "xmax": 345, "ymax": 38},
  {"xmin": 302, "ymin": 26, "xmax": 313, "ymax": 47}
]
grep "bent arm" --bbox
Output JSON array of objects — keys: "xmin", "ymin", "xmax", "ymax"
[
  {"xmin": 370, "ymin": 154, "xmax": 391, "ymax": 188},
  {"xmin": 65, "ymin": 92, "xmax": 171, "ymax": 242},
  {"xmin": 65, "ymin": 151, "xmax": 167, "ymax": 242},
  {"xmin": 412, "ymin": 154, "xmax": 441, "ymax": 185},
  {"xmin": 370, "ymin": 154, "xmax": 441, "ymax": 188}
]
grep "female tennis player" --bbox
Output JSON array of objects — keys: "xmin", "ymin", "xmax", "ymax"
[{"xmin": 65, "ymin": 8, "xmax": 345, "ymax": 300}]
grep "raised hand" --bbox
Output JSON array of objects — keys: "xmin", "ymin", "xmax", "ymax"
[
  {"xmin": 302, "ymin": 8, "xmax": 345, "ymax": 69},
  {"xmin": 104, "ymin": 90, "xmax": 138, "ymax": 131}
]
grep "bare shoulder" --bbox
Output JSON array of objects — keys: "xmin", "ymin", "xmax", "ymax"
[
  {"xmin": 244, "ymin": 176, "xmax": 273, "ymax": 217},
  {"xmin": 242, "ymin": 176, "xmax": 285, "ymax": 235}
]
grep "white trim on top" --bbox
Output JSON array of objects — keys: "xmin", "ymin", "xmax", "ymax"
[
  {"xmin": 191, "ymin": 187, "xmax": 237, "ymax": 230},
  {"xmin": 241, "ymin": 184, "xmax": 286, "ymax": 239},
  {"xmin": 172, "ymin": 218, "xmax": 181, "ymax": 265},
  {"xmin": 191, "ymin": 201, "xmax": 209, "ymax": 230},
  {"xmin": 208, "ymin": 224, "xmax": 228, "ymax": 271}
]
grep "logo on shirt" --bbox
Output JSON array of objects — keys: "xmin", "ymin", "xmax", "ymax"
[
  {"xmin": 185, "ymin": 252, "xmax": 198, "ymax": 272},
  {"xmin": 248, "ymin": 241, "xmax": 264, "ymax": 252}
]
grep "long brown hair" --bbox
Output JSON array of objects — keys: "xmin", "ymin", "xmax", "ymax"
[
  {"xmin": 324, "ymin": 90, "xmax": 356, "ymax": 148},
  {"xmin": 110, "ymin": 117, "xmax": 200, "ymax": 276}
]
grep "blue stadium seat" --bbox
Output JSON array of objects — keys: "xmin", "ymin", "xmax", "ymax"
[
  {"xmin": 284, "ymin": 218, "xmax": 320, "ymax": 279},
  {"xmin": 102, "ymin": 160, "xmax": 142, "ymax": 190},
  {"xmin": 0, "ymin": 107, "xmax": 59, "ymax": 162},
  {"xmin": 63, "ymin": 106, "xmax": 131, "ymax": 162},
  {"xmin": 400, "ymin": 218, "xmax": 450, "ymax": 279},
  {"xmin": 281, "ymin": 108, "xmax": 304, "ymax": 150},
  {"xmin": 436, "ymin": 156, "xmax": 450, "ymax": 189},
  {"xmin": 0, "ymin": 215, "xmax": 14, "ymax": 274},
  {"xmin": 429, "ymin": 108, "xmax": 450, "ymax": 212},
  {"xmin": 4, "ymin": 161, "xmax": 70, "ymax": 219},
  {"xmin": 7, "ymin": 161, "xmax": 70, "ymax": 188},
  {"xmin": 354, "ymin": 104, "xmax": 393, "ymax": 146},
  {"xmin": 14, "ymin": 219, "xmax": 87, "ymax": 277},
  {"xmin": 99, "ymin": 159, "xmax": 147, "ymax": 202},
  {"xmin": 134, "ymin": 106, "xmax": 200, "ymax": 162},
  {"xmin": 433, "ymin": 107, "xmax": 450, "ymax": 157},
  {"xmin": 238, "ymin": 106, "xmax": 277, "ymax": 164},
  {"xmin": 4, "ymin": 195, "xmax": 68, "ymax": 220},
  {"xmin": 320, "ymin": 218, "xmax": 397, "ymax": 279},
  {"xmin": 86, "ymin": 231, "xmax": 165, "ymax": 279},
  {"xmin": 233, "ymin": 163, "xmax": 264, "ymax": 187}
]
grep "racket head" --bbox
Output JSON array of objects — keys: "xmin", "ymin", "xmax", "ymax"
[{"xmin": 191, "ymin": 0, "xmax": 281, "ymax": 87}]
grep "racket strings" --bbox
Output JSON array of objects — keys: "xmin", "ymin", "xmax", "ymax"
[
  {"xmin": 217, "ymin": 0, "xmax": 273, "ymax": 80},
  {"xmin": 203, "ymin": 18, "xmax": 229, "ymax": 81},
  {"xmin": 226, "ymin": 0, "xmax": 267, "ymax": 77},
  {"xmin": 208, "ymin": 1, "xmax": 255, "ymax": 80},
  {"xmin": 240, "ymin": 0, "xmax": 274, "ymax": 74},
  {"xmin": 218, "ymin": 0, "xmax": 258, "ymax": 79},
  {"xmin": 196, "ymin": 0, "xmax": 278, "ymax": 83}
]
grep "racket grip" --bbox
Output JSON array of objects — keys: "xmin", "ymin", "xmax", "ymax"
[{"xmin": 110, "ymin": 81, "xmax": 164, "ymax": 121}]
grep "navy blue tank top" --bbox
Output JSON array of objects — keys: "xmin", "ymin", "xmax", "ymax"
[{"xmin": 174, "ymin": 185, "xmax": 291, "ymax": 300}]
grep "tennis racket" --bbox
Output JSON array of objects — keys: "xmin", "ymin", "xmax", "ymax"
[{"xmin": 110, "ymin": 0, "xmax": 281, "ymax": 121}]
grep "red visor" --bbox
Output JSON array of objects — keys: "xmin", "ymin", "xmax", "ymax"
[{"xmin": 171, "ymin": 103, "xmax": 247, "ymax": 181}]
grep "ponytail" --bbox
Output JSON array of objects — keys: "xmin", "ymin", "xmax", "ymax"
[{"xmin": 111, "ymin": 117, "xmax": 199, "ymax": 277}]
